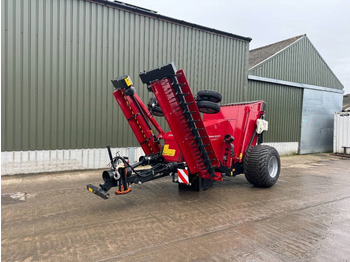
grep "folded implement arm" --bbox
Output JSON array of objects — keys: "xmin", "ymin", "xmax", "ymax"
[
  {"xmin": 139, "ymin": 63, "xmax": 221, "ymax": 180},
  {"xmin": 111, "ymin": 75, "xmax": 164, "ymax": 155}
]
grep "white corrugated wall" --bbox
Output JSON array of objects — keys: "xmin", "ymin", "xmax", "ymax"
[
  {"xmin": 1, "ymin": 147, "xmax": 144, "ymax": 175},
  {"xmin": 333, "ymin": 112, "xmax": 350, "ymax": 154}
]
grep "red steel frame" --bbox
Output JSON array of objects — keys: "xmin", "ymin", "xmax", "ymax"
[
  {"xmin": 149, "ymin": 70, "xmax": 220, "ymax": 180},
  {"xmin": 112, "ymin": 66, "xmax": 265, "ymax": 181},
  {"xmin": 204, "ymin": 101, "xmax": 265, "ymax": 166},
  {"xmin": 113, "ymin": 88, "xmax": 164, "ymax": 155},
  {"xmin": 87, "ymin": 64, "xmax": 268, "ymax": 200}
]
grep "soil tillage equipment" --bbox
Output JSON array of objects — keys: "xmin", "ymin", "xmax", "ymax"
[{"xmin": 87, "ymin": 63, "xmax": 280, "ymax": 199}]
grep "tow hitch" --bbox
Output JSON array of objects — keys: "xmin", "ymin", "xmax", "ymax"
[
  {"xmin": 87, "ymin": 145, "xmax": 182, "ymax": 199},
  {"xmin": 87, "ymin": 184, "xmax": 110, "ymax": 199}
]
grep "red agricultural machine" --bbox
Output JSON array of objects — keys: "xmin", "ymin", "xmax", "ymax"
[{"xmin": 87, "ymin": 63, "xmax": 280, "ymax": 199}]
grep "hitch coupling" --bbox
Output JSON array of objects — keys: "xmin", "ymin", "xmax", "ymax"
[{"xmin": 87, "ymin": 184, "xmax": 109, "ymax": 199}]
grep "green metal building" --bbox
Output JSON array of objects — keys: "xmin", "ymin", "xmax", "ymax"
[
  {"xmin": 1, "ymin": 1, "xmax": 344, "ymax": 174},
  {"xmin": 1, "ymin": 0, "xmax": 251, "ymax": 174},
  {"xmin": 248, "ymin": 35, "xmax": 343, "ymax": 154}
]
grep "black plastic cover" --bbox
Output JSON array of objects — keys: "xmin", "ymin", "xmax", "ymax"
[
  {"xmin": 139, "ymin": 62, "xmax": 177, "ymax": 85},
  {"xmin": 111, "ymin": 75, "xmax": 132, "ymax": 89}
]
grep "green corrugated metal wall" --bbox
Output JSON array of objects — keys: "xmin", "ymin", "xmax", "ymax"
[
  {"xmin": 247, "ymin": 80, "xmax": 303, "ymax": 142},
  {"xmin": 248, "ymin": 35, "xmax": 343, "ymax": 143},
  {"xmin": 1, "ymin": 0, "xmax": 250, "ymax": 151},
  {"xmin": 249, "ymin": 36, "xmax": 343, "ymax": 90}
]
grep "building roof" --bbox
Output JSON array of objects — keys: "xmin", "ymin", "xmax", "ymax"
[
  {"xmin": 88, "ymin": 0, "xmax": 252, "ymax": 42},
  {"xmin": 249, "ymin": 35, "xmax": 305, "ymax": 69}
]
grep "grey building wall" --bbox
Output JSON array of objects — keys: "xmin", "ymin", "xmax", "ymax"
[
  {"xmin": 1, "ymin": 0, "xmax": 250, "ymax": 152},
  {"xmin": 300, "ymin": 89, "xmax": 343, "ymax": 154}
]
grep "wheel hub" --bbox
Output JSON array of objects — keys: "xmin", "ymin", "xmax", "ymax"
[{"xmin": 268, "ymin": 156, "xmax": 278, "ymax": 178}]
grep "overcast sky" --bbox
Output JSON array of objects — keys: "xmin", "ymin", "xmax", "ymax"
[{"xmin": 120, "ymin": 0, "xmax": 350, "ymax": 94}]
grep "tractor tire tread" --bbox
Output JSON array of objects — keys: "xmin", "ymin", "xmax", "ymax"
[
  {"xmin": 197, "ymin": 90, "xmax": 222, "ymax": 103},
  {"xmin": 197, "ymin": 100, "xmax": 220, "ymax": 114},
  {"xmin": 243, "ymin": 145, "xmax": 280, "ymax": 188}
]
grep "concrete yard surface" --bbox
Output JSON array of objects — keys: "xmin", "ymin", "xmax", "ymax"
[{"xmin": 1, "ymin": 154, "xmax": 350, "ymax": 261}]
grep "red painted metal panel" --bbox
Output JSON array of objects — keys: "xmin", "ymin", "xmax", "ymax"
[
  {"xmin": 162, "ymin": 132, "xmax": 183, "ymax": 162},
  {"xmin": 151, "ymin": 79, "xmax": 205, "ymax": 175},
  {"xmin": 113, "ymin": 89, "xmax": 162, "ymax": 155},
  {"xmin": 134, "ymin": 94, "xmax": 165, "ymax": 138},
  {"xmin": 150, "ymin": 70, "xmax": 221, "ymax": 180},
  {"xmin": 176, "ymin": 70, "xmax": 220, "ymax": 169},
  {"xmin": 204, "ymin": 101, "xmax": 264, "ymax": 163}
]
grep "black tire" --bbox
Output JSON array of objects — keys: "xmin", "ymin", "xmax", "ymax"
[
  {"xmin": 243, "ymin": 145, "xmax": 280, "ymax": 188},
  {"xmin": 197, "ymin": 100, "xmax": 220, "ymax": 114},
  {"xmin": 197, "ymin": 90, "xmax": 222, "ymax": 103}
]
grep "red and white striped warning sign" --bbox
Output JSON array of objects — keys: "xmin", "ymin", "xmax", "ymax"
[{"xmin": 177, "ymin": 168, "xmax": 189, "ymax": 184}]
